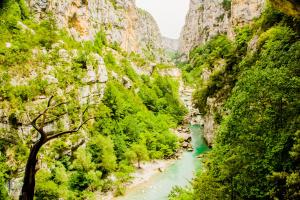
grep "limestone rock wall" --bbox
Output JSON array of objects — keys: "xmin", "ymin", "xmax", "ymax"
[
  {"xmin": 162, "ymin": 37, "xmax": 179, "ymax": 52},
  {"xmin": 229, "ymin": 0, "xmax": 266, "ymax": 37},
  {"xmin": 179, "ymin": 0, "xmax": 265, "ymax": 54},
  {"xmin": 179, "ymin": 0, "xmax": 265, "ymax": 145},
  {"xmin": 135, "ymin": 8, "xmax": 164, "ymax": 59},
  {"xmin": 26, "ymin": 0, "xmax": 164, "ymax": 56}
]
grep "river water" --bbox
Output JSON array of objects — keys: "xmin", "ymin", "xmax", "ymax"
[{"xmin": 118, "ymin": 124, "xmax": 210, "ymax": 200}]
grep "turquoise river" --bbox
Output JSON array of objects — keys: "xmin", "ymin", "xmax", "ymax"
[{"xmin": 118, "ymin": 124, "xmax": 210, "ymax": 200}]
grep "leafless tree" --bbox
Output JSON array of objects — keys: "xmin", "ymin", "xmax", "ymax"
[{"xmin": 19, "ymin": 96, "xmax": 92, "ymax": 200}]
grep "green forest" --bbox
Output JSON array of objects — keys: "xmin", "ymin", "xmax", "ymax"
[
  {"xmin": 0, "ymin": 0, "xmax": 300, "ymax": 200},
  {"xmin": 0, "ymin": 0, "xmax": 187, "ymax": 199},
  {"xmin": 171, "ymin": 2, "xmax": 300, "ymax": 200}
]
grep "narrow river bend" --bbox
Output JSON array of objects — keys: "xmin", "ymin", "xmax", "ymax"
[{"xmin": 118, "ymin": 124, "xmax": 210, "ymax": 200}]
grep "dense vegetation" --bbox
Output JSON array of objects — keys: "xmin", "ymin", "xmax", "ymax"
[
  {"xmin": 0, "ymin": 0, "xmax": 186, "ymax": 199},
  {"xmin": 171, "ymin": 3, "xmax": 300, "ymax": 200}
]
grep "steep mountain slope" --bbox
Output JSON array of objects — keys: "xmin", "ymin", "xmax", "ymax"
[
  {"xmin": 179, "ymin": 0, "xmax": 265, "ymax": 55},
  {"xmin": 171, "ymin": 2, "xmax": 300, "ymax": 199},
  {"xmin": 179, "ymin": 0, "xmax": 266, "ymax": 146},
  {"xmin": 162, "ymin": 37, "xmax": 179, "ymax": 52},
  {"xmin": 27, "ymin": 0, "xmax": 165, "ymax": 59},
  {"xmin": 0, "ymin": 0, "xmax": 187, "ymax": 199}
]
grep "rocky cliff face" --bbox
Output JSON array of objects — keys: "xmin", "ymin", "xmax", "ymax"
[
  {"xmin": 0, "ymin": 26, "xmax": 178, "ymax": 199},
  {"xmin": 135, "ymin": 8, "xmax": 164, "ymax": 59},
  {"xmin": 179, "ymin": 0, "xmax": 265, "ymax": 146},
  {"xmin": 162, "ymin": 37, "xmax": 179, "ymax": 52},
  {"xmin": 230, "ymin": 0, "xmax": 266, "ymax": 36},
  {"xmin": 179, "ymin": 0, "xmax": 265, "ymax": 54},
  {"xmin": 27, "ymin": 0, "xmax": 164, "ymax": 57}
]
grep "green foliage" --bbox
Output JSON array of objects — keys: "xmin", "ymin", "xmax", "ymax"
[
  {"xmin": 114, "ymin": 184, "xmax": 126, "ymax": 196},
  {"xmin": 95, "ymin": 80, "xmax": 182, "ymax": 162},
  {"xmin": 0, "ymin": 154, "xmax": 9, "ymax": 200},
  {"xmin": 71, "ymin": 148, "xmax": 95, "ymax": 172},
  {"xmin": 222, "ymin": 0, "xmax": 231, "ymax": 12},
  {"xmin": 138, "ymin": 75, "xmax": 187, "ymax": 123},
  {"xmin": 0, "ymin": 0, "xmax": 22, "ymax": 28},
  {"xmin": 129, "ymin": 52, "xmax": 147, "ymax": 66},
  {"xmin": 35, "ymin": 181, "xmax": 60, "ymax": 200},
  {"xmin": 190, "ymin": 35, "xmax": 234, "ymax": 66},
  {"xmin": 35, "ymin": 169, "xmax": 61, "ymax": 200},
  {"xmin": 234, "ymin": 25, "xmax": 253, "ymax": 55},
  {"xmin": 69, "ymin": 171, "xmax": 91, "ymax": 191},
  {"xmin": 0, "ymin": 1, "xmax": 187, "ymax": 199},
  {"xmin": 184, "ymin": 35, "xmax": 236, "ymax": 85},
  {"xmin": 169, "ymin": 186, "xmax": 194, "ymax": 200},
  {"xmin": 87, "ymin": 135, "xmax": 117, "ymax": 174},
  {"xmin": 186, "ymin": 35, "xmax": 237, "ymax": 114},
  {"xmin": 109, "ymin": 0, "xmax": 118, "ymax": 9},
  {"xmin": 69, "ymin": 148, "xmax": 103, "ymax": 193},
  {"xmin": 174, "ymin": 6, "xmax": 300, "ymax": 200},
  {"xmin": 93, "ymin": 29, "xmax": 107, "ymax": 55},
  {"xmin": 104, "ymin": 51, "xmax": 119, "ymax": 72},
  {"xmin": 122, "ymin": 59, "xmax": 140, "ymax": 83},
  {"xmin": 109, "ymin": 41, "xmax": 122, "ymax": 52},
  {"xmin": 128, "ymin": 143, "xmax": 149, "ymax": 168},
  {"xmin": 269, "ymin": 0, "xmax": 300, "ymax": 18}
]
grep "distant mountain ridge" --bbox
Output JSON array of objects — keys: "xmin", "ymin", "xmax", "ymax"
[{"xmin": 162, "ymin": 36, "xmax": 179, "ymax": 52}]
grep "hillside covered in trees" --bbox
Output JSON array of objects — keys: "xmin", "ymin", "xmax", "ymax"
[
  {"xmin": 0, "ymin": 0, "xmax": 187, "ymax": 199},
  {"xmin": 170, "ymin": 1, "xmax": 300, "ymax": 199},
  {"xmin": 1, "ymin": 0, "xmax": 300, "ymax": 200}
]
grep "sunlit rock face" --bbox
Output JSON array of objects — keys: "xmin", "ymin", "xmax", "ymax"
[
  {"xmin": 179, "ymin": 0, "xmax": 265, "ymax": 145},
  {"xmin": 229, "ymin": 0, "xmax": 265, "ymax": 37},
  {"xmin": 179, "ymin": 0, "xmax": 206, "ymax": 56},
  {"xmin": 27, "ymin": 0, "xmax": 164, "ymax": 56},
  {"xmin": 179, "ymin": 0, "xmax": 265, "ymax": 55},
  {"xmin": 135, "ymin": 8, "xmax": 164, "ymax": 59}
]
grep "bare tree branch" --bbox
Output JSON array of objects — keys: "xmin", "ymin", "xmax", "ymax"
[
  {"xmin": 82, "ymin": 105, "xmax": 89, "ymax": 117},
  {"xmin": 20, "ymin": 96, "xmax": 93, "ymax": 200},
  {"xmin": 47, "ymin": 96, "xmax": 54, "ymax": 107},
  {"xmin": 43, "ymin": 112, "xmax": 68, "ymax": 125},
  {"xmin": 46, "ymin": 117, "xmax": 93, "ymax": 142},
  {"xmin": 26, "ymin": 98, "xmax": 68, "ymax": 133}
]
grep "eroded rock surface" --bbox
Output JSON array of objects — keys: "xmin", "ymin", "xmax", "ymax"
[
  {"xmin": 27, "ymin": 0, "xmax": 164, "ymax": 57},
  {"xmin": 179, "ymin": 0, "xmax": 265, "ymax": 54}
]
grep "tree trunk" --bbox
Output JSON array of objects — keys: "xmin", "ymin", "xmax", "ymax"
[
  {"xmin": 19, "ymin": 139, "xmax": 45, "ymax": 200},
  {"xmin": 137, "ymin": 158, "xmax": 141, "ymax": 169}
]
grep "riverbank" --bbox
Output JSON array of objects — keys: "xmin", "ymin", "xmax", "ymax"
[
  {"xmin": 114, "ymin": 125, "xmax": 209, "ymax": 200},
  {"xmin": 121, "ymin": 84, "xmax": 198, "ymax": 190},
  {"xmin": 126, "ymin": 159, "xmax": 176, "ymax": 188},
  {"xmin": 100, "ymin": 159, "xmax": 177, "ymax": 200},
  {"xmin": 100, "ymin": 81, "xmax": 201, "ymax": 200}
]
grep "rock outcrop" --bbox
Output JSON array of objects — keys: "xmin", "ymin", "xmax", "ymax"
[
  {"xmin": 27, "ymin": 0, "xmax": 164, "ymax": 57},
  {"xmin": 135, "ymin": 8, "xmax": 164, "ymax": 59},
  {"xmin": 230, "ymin": 0, "xmax": 266, "ymax": 37},
  {"xmin": 162, "ymin": 37, "xmax": 179, "ymax": 52},
  {"xmin": 179, "ymin": 0, "xmax": 265, "ymax": 54},
  {"xmin": 179, "ymin": 0, "xmax": 265, "ymax": 145}
]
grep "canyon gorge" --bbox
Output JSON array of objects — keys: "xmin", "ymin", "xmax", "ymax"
[{"xmin": 0, "ymin": 0, "xmax": 299, "ymax": 199}]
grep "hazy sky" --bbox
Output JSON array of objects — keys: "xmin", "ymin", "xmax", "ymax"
[{"xmin": 136, "ymin": 0, "xmax": 190, "ymax": 39}]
